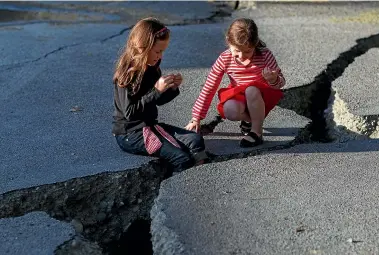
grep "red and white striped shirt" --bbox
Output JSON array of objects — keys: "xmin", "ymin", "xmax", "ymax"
[{"xmin": 192, "ymin": 48, "xmax": 285, "ymax": 121}]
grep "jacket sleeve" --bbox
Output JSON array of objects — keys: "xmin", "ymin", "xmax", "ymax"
[
  {"xmin": 156, "ymin": 87, "xmax": 180, "ymax": 106},
  {"xmin": 118, "ymin": 86, "xmax": 161, "ymax": 118}
]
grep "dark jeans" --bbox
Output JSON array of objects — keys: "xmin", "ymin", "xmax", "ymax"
[{"xmin": 115, "ymin": 123, "xmax": 207, "ymax": 172}]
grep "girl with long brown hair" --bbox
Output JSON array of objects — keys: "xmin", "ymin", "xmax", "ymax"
[
  {"xmin": 186, "ymin": 18, "xmax": 285, "ymax": 148},
  {"xmin": 112, "ymin": 17, "xmax": 207, "ymax": 172}
]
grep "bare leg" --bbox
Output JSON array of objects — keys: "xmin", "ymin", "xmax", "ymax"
[
  {"xmin": 223, "ymin": 99, "xmax": 250, "ymax": 122},
  {"xmin": 245, "ymin": 86, "xmax": 265, "ymax": 137}
]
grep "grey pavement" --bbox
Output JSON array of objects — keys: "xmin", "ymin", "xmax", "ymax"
[
  {"xmin": 0, "ymin": 23, "xmax": 129, "ymax": 67},
  {"xmin": 327, "ymin": 47, "xmax": 379, "ymax": 140},
  {"xmin": 2, "ymin": 2, "xmax": 378, "ymax": 193},
  {"xmin": 234, "ymin": 6, "xmax": 379, "ymax": 88},
  {"xmin": 234, "ymin": 2, "xmax": 379, "ymax": 138},
  {"xmin": 1, "ymin": 1, "xmax": 379, "ymax": 254},
  {"xmin": 0, "ymin": 20, "xmax": 310, "ymax": 194},
  {"xmin": 204, "ymin": 107, "xmax": 309, "ymax": 155},
  {"xmin": 0, "ymin": 23, "xmax": 152, "ymax": 194},
  {"xmin": 0, "ymin": 1, "xmax": 232, "ymax": 27},
  {"xmin": 151, "ymin": 139, "xmax": 379, "ymax": 255},
  {"xmin": 0, "ymin": 22, "xmax": 225, "ymax": 194},
  {"xmin": 333, "ymin": 48, "xmax": 379, "ymax": 116},
  {"xmin": 0, "ymin": 211, "xmax": 74, "ymax": 255},
  {"xmin": 150, "ymin": 3, "xmax": 379, "ymax": 254}
]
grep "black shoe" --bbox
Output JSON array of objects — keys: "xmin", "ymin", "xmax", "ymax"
[
  {"xmin": 239, "ymin": 132, "xmax": 263, "ymax": 148},
  {"xmin": 239, "ymin": 121, "xmax": 251, "ymax": 135}
]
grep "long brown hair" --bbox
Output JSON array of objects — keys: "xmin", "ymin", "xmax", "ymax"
[
  {"xmin": 113, "ymin": 17, "xmax": 170, "ymax": 94},
  {"xmin": 225, "ymin": 18, "xmax": 266, "ymax": 55}
]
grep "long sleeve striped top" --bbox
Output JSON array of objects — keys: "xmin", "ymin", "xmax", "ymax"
[{"xmin": 192, "ymin": 48, "xmax": 285, "ymax": 121}]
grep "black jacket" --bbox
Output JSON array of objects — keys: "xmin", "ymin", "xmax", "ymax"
[{"xmin": 112, "ymin": 63, "xmax": 179, "ymax": 135}]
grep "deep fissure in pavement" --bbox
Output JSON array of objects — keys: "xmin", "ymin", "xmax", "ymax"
[
  {"xmin": 1, "ymin": 25, "xmax": 379, "ymax": 255},
  {"xmin": 278, "ymin": 32, "xmax": 379, "ymax": 143},
  {"xmin": 0, "ymin": 161, "xmax": 165, "ymax": 254},
  {"xmin": 104, "ymin": 219, "xmax": 153, "ymax": 255}
]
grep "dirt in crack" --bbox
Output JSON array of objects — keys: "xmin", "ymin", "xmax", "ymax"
[
  {"xmin": 104, "ymin": 219, "xmax": 152, "ymax": 255},
  {"xmin": 0, "ymin": 161, "xmax": 165, "ymax": 255}
]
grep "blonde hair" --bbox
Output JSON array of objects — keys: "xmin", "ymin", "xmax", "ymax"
[{"xmin": 113, "ymin": 17, "xmax": 170, "ymax": 94}]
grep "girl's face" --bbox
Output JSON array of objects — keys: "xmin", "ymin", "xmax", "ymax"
[
  {"xmin": 229, "ymin": 44, "xmax": 255, "ymax": 63},
  {"xmin": 147, "ymin": 39, "xmax": 169, "ymax": 66}
]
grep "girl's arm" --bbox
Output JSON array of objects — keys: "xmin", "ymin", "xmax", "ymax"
[
  {"xmin": 192, "ymin": 55, "xmax": 225, "ymax": 121},
  {"xmin": 156, "ymin": 87, "xmax": 180, "ymax": 106},
  {"xmin": 117, "ymin": 85, "xmax": 160, "ymax": 118},
  {"xmin": 264, "ymin": 49, "xmax": 286, "ymax": 89}
]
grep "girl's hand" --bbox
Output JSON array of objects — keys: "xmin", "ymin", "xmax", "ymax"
[
  {"xmin": 262, "ymin": 67, "xmax": 279, "ymax": 84},
  {"xmin": 155, "ymin": 75, "xmax": 175, "ymax": 93},
  {"xmin": 172, "ymin": 73, "xmax": 183, "ymax": 89},
  {"xmin": 185, "ymin": 119, "xmax": 201, "ymax": 133}
]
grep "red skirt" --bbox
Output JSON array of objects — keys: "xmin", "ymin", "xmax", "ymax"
[{"xmin": 217, "ymin": 81, "xmax": 283, "ymax": 119}]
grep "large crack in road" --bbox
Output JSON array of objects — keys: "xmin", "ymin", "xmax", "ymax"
[
  {"xmin": 1, "ymin": 4, "xmax": 379, "ymax": 254},
  {"xmin": 1, "ymin": 31, "xmax": 378, "ymax": 254},
  {"xmin": 278, "ymin": 32, "xmax": 379, "ymax": 143}
]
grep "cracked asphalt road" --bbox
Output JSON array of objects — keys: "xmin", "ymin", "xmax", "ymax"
[{"xmin": 1, "ymin": 1, "xmax": 379, "ymax": 255}]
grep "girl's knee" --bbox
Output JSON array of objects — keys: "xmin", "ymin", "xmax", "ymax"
[
  {"xmin": 169, "ymin": 153, "xmax": 193, "ymax": 172},
  {"xmin": 245, "ymin": 86, "xmax": 262, "ymax": 100},
  {"xmin": 223, "ymin": 100, "xmax": 245, "ymax": 121},
  {"xmin": 187, "ymin": 132, "xmax": 205, "ymax": 151},
  {"xmin": 183, "ymin": 133, "xmax": 208, "ymax": 163}
]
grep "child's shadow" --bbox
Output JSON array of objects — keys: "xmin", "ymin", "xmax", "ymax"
[
  {"xmin": 199, "ymin": 120, "xmax": 301, "ymax": 155},
  {"xmin": 204, "ymin": 138, "xmax": 287, "ymax": 156},
  {"xmin": 205, "ymin": 127, "xmax": 300, "ymax": 137}
]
